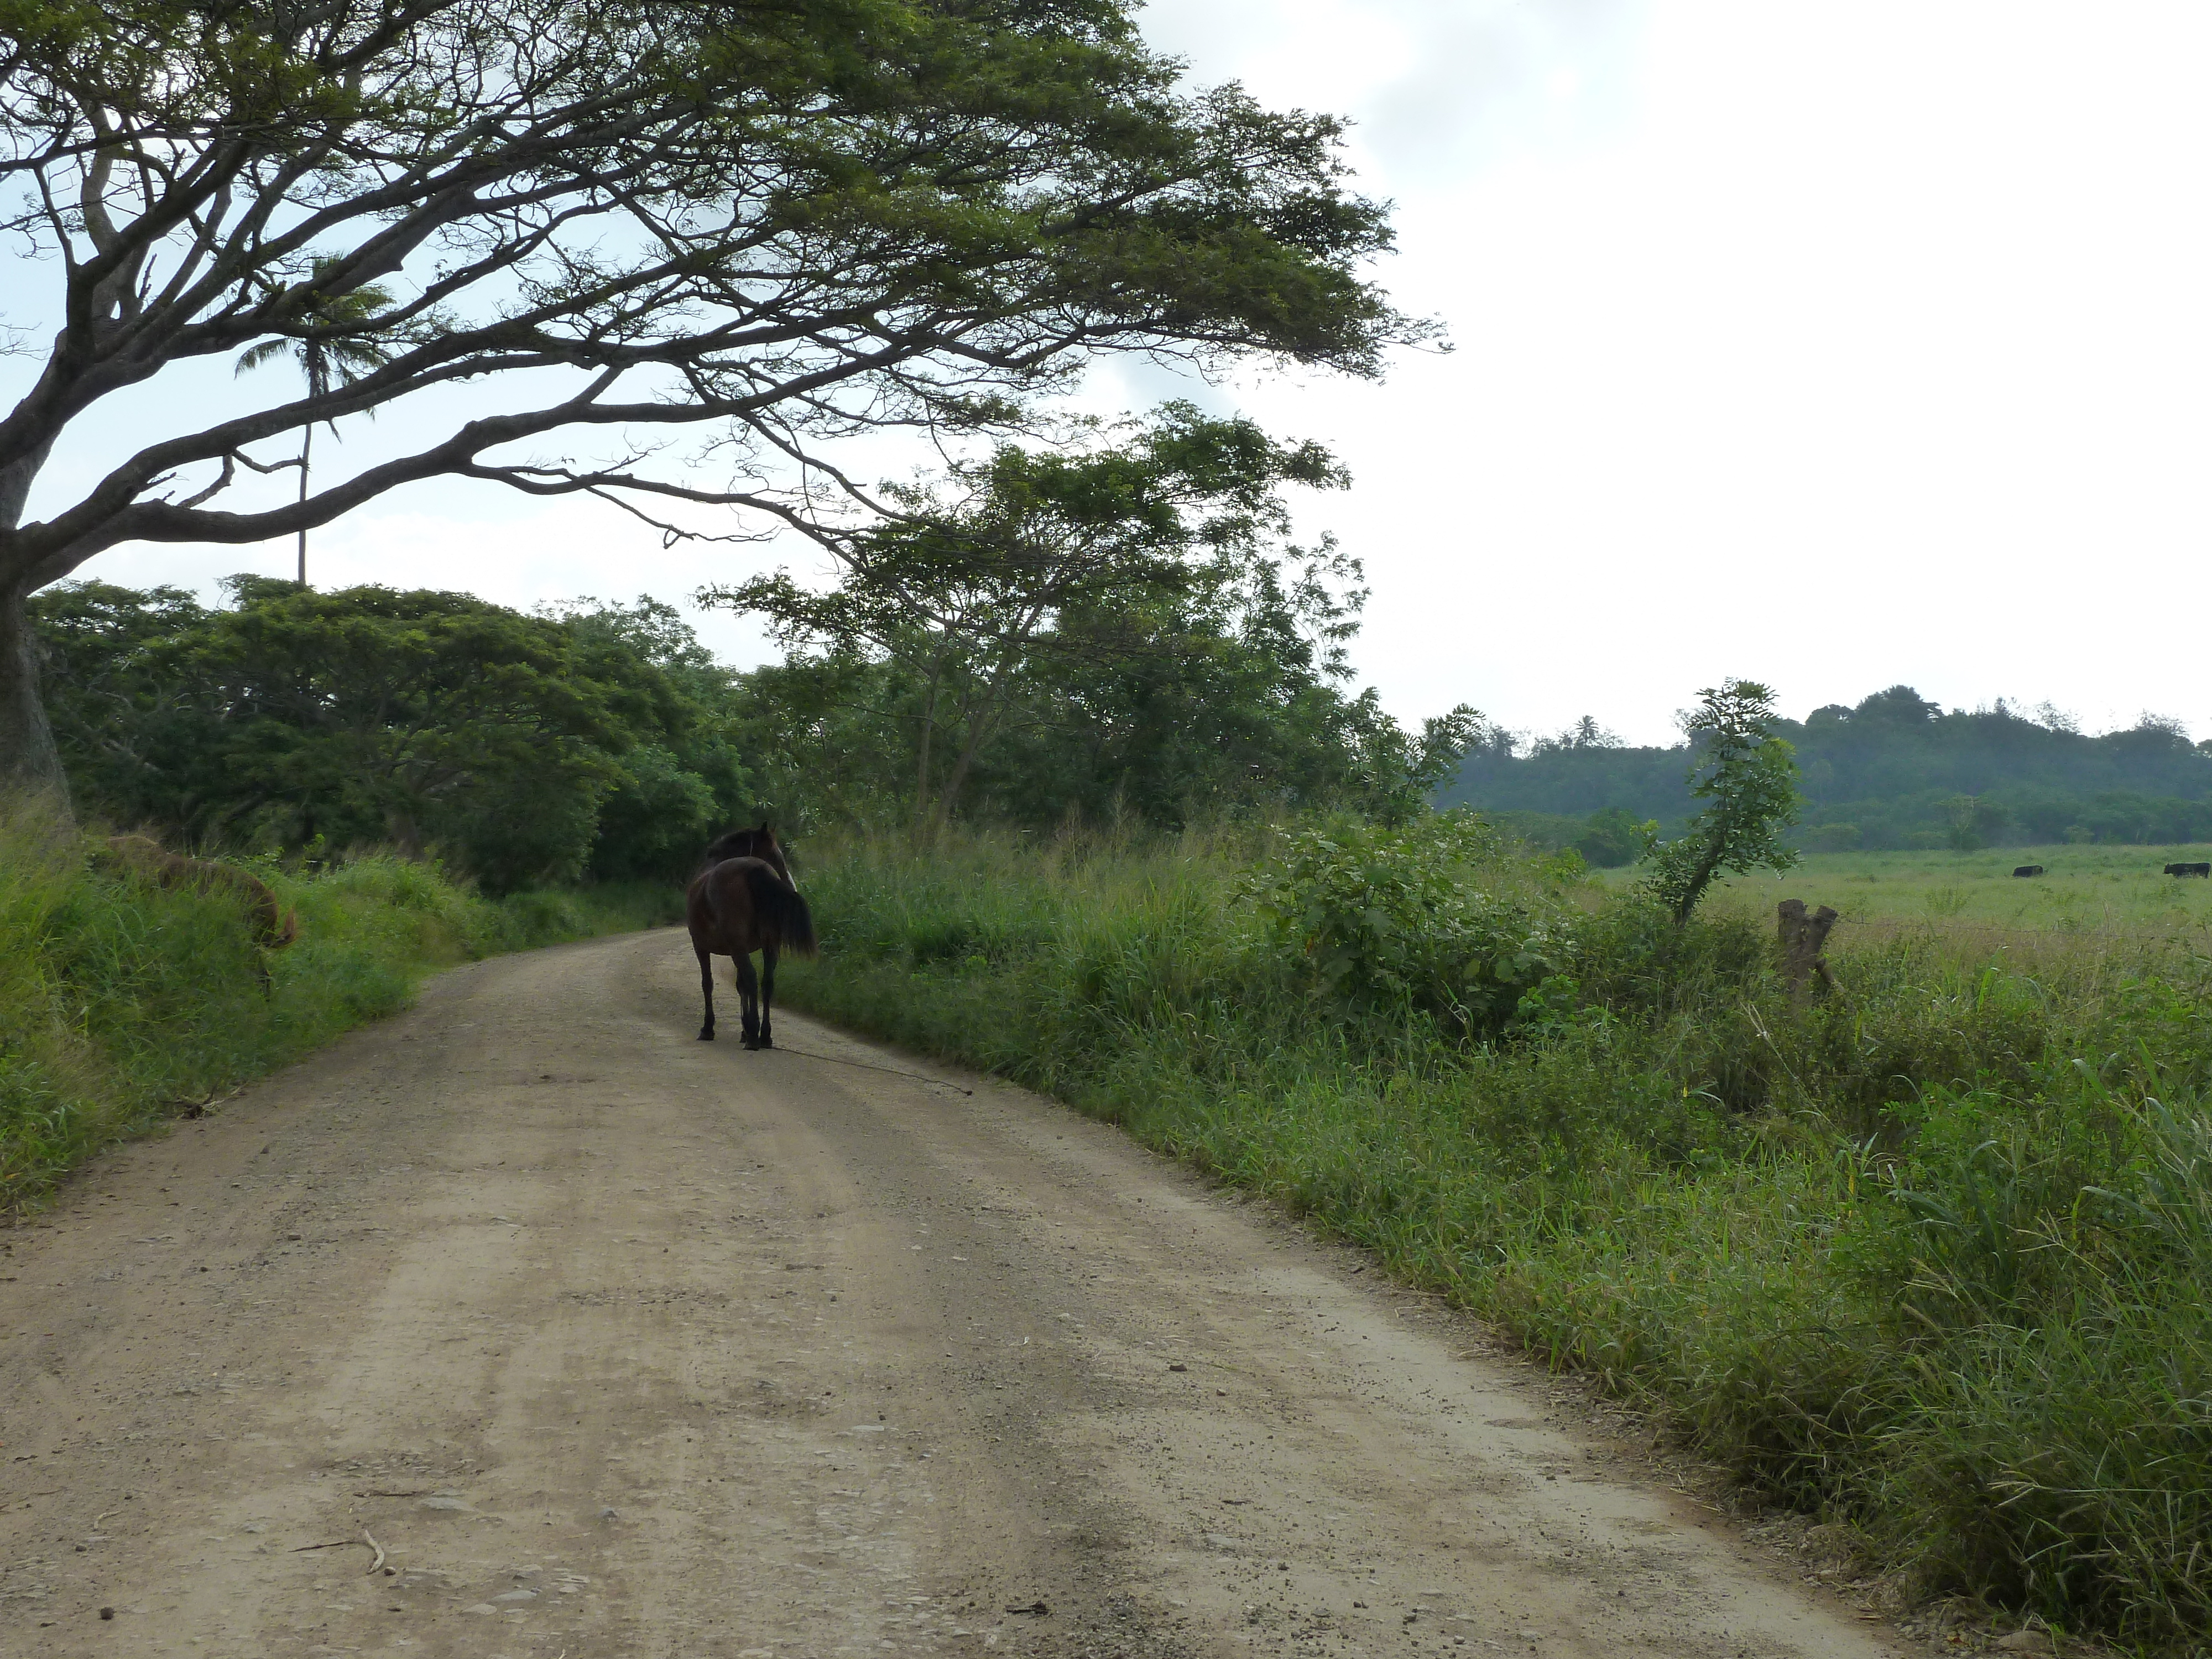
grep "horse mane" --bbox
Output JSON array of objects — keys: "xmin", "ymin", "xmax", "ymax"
[{"xmin": 701, "ymin": 823, "xmax": 792, "ymax": 885}]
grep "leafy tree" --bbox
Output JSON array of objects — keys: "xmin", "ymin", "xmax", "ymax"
[
  {"xmin": 32, "ymin": 581, "xmax": 691, "ymax": 888},
  {"xmin": 28, "ymin": 580, "xmax": 215, "ymax": 817},
  {"xmin": 1852, "ymin": 685, "xmax": 1942, "ymax": 726},
  {"xmin": 232, "ymin": 258, "xmax": 394, "ymax": 587},
  {"xmin": 1573, "ymin": 806, "xmax": 1651, "ymax": 868},
  {"xmin": 1642, "ymin": 680, "xmax": 1801, "ymax": 924},
  {"xmin": 546, "ymin": 596, "xmax": 759, "ymax": 879},
  {"xmin": 707, "ymin": 405, "xmax": 1352, "ymax": 829},
  {"xmin": 1942, "ymin": 793, "xmax": 2010, "ymax": 852},
  {"xmin": 714, "ymin": 650, "xmax": 916, "ymax": 835},
  {"xmin": 977, "ymin": 619, "xmax": 1479, "ymax": 830},
  {"xmin": 709, "ymin": 408, "xmax": 1483, "ymax": 834},
  {"xmin": 0, "ymin": 0, "xmax": 1422, "ymax": 800}
]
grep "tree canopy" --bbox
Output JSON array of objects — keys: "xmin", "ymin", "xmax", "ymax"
[
  {"xmin": 703, "ymin": 408, "xmax": 1478, "ymax": 832},
  {"xmin": 32, "ymin": 578, "xmax": 719, "ymax": 886},
  {"xmin": 33, "ymin": 569, "xmax": 1478, "ymax": 883},
  {"xmin": 705, "ymin": 404, "xmax": 1378, "ymax": 828},
  {"xmin": 0, "ymin": 0, "xmax": 1423, "ymax": 795}
]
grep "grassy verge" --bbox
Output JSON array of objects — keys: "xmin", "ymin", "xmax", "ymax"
[
  {"xmin": 778, "ymin": 826, "xmax": 2212, "ymax": 1653},
  {"xmin": 1, "ymin": 803, "xmax": 679, "ymax": 1208}
]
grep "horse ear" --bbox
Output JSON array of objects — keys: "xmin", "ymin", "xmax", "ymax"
[{"xmin": 758, "ymin": 821, "xmax": 771, "ymax": 836}]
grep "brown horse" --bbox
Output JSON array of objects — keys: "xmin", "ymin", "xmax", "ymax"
[
  {"xmin": 686, "ymin": 823, "xmax": 817, "ymax": 1047},
  {"xmin": 98, "ymin": 834, "xmax": 299, "ymax": 994}
]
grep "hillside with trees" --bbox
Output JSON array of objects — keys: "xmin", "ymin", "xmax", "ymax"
[{"xmin": 1441, "ymin": 685, "xmax": 2212, "ymax": 858}]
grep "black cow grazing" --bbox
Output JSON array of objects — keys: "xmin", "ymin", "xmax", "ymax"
[
  {"xmin": 2012, "ymin": 865, "xmax": 2044, "ymax": 878},
  {"xmin": 2165, "ymin": 862, "xmax": 2212, "ymax": 878}
]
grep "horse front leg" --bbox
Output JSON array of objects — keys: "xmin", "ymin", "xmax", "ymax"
[
  {"xmin": 735, "ymin": 953, "xmax": 762, "ymax": 1049},
  {"xmin": 758, "ymin": 941, "xmax": 780, "ymax": 1049},
  {"xmin": 696, "ymin": 946, "xmax": 717, "ymax": 1040}
]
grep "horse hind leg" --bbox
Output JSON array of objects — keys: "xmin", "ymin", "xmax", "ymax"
[
  {"xmin": 696, "ymin": 946, "xmax": 717, "ymax": 1041},
  {"xmin": 758, "ymin": 941, "xmax": 780, "ymax": 1049},
  {"xmin": 735, "ymin": 953, "xmax": 762, "ymax": 1049}
]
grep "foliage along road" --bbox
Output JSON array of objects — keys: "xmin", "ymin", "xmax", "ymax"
[{"xmin": 0, "ymin": 932, "xmax": 1902, "ymax": 1658}]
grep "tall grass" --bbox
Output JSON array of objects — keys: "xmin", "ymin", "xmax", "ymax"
[
  {"xmin": 0, "ymin": 802, "xmax": 675, "ymax": 1207},
  {"xmin": 778, "ymin": 826, "xmax": 2212, "ymax": 1651}
]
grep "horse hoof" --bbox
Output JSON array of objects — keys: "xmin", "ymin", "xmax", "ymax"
[
  {"xmin": 698, "ymin": 1030, "xmax": 714, "ymax": 1041},
  {"xmin": 758, "ymin": 1035, "xmax": 774, "ymax": 1049}
]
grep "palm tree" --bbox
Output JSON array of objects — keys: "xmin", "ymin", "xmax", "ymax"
[{"xmin": 235, "ymin": 260, "xmax": 395, "ymax": 586}]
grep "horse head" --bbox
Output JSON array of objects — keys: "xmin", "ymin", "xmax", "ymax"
[{"xmin": 702, "ymin": 821, "xmax": 796, "ymax": 888}]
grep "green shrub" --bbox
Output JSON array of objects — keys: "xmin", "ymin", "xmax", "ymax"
[
  {"xmin": 1241, "ymin": 812, "xmax": 1573, "ymax": 1036},
  {"xmin": 1573, "ymin": 806, "xmax": 1652, "ymax": 867}
]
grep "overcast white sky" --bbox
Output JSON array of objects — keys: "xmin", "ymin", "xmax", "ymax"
[{"xmin": 26, "ymin": 2, "xmax": 2212, "ymax": 746}]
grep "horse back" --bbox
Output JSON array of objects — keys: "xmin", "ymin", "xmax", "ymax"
[
  {"xmin": 688, "ymin": 856, "xmax": 777, "ymax": 952},
  {"xmin": 687, "ymin": 857, "xmax": 815, "ymax": 958}
]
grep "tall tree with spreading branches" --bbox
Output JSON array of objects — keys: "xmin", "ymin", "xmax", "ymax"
[{"xmin": 0, "ymin": 0, "xmax": 1423, "ymax": 801}]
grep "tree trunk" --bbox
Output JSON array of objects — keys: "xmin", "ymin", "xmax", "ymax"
[
  {"xmin": 296, "ymin": 424, "xmax": 314, "ymax": 586},
  {"xmin": 0, "ymin": 432, "xmax": 70, "ymax": 809},
  {"xmin": 933, "ymin": 733, "xmax": 982, "ymax": 830},
  {"xmin": 0, "ymin": 576, "xmax": 67, "ymax": 805},
  {"xmin": 912, "ymin": 674, "xmax": 939, "ymax": 833},
  {"xmin": 1671, "ymin": 840, "xmax": 1725, "ymax": 924},
  {"xmin": 931, "ymin": 695, "xmax": 1010, "ymax": 833},
  {"xmin": 927, "ymin": 630, "xmax": 1036, "ymax": 834}
]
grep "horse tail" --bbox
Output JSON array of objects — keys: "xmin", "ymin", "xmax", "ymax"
[
  {"xmin": 784, "ymin": 888, "xmax": 818, "ymax": 958},
  {"xmin": 743, "ymin": 864, "xmax": 819, "ymax": 958}
]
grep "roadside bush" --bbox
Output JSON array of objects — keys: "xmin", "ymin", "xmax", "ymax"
[{"xmin": 1241, "ymin": 812, "xmax": 1574, "ymax": 1036}]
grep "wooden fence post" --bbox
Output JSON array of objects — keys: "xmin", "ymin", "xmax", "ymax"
[{"xmin": 1776, "ymin": 898, "xmax": 1839, "ymax": 1003}]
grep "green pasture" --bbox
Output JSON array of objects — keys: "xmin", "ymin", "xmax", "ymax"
[{"xmin": 1595, "ymin": 843, "xmax": 2212, "ymax": 943}]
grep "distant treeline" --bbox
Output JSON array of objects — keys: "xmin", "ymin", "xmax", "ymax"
[
  {"xmin": 31, "ymin": 565, "xmax": 1467, "ymax": 890},
  {"xmin": 1441, "ymin": 685, "xmax": 2212, "ymax": 858}
]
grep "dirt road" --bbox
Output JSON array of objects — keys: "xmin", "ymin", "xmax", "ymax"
[{"xmin": 1, "ymin": 931, "xmax": 1901, "ymax": 1658}]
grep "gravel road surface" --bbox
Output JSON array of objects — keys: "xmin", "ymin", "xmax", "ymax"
[{"xmin": 0, "ymin": 930, "xmax": 1902, "ymax": 1658}]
